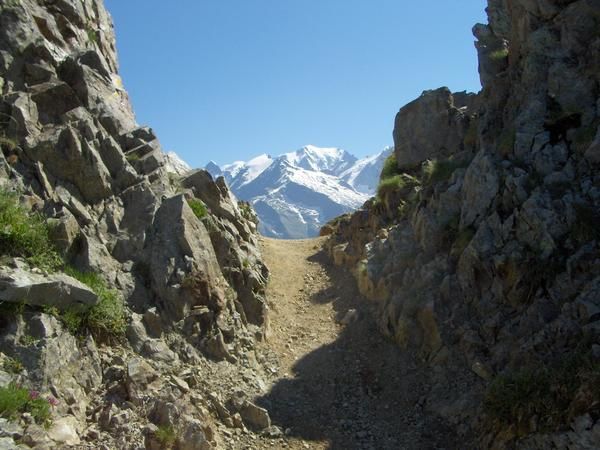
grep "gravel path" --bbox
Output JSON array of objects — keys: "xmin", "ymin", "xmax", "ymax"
[{"xmin": 249, "ymin": 237, "xmax": 458, "ymax": 450}]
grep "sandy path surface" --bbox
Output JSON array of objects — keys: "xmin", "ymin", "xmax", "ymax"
[{"xmin": 246, "ymin": 237, "xmax": 457, "ymax": 450}]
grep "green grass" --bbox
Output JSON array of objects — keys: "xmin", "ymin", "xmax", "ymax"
[
  {"xmin": 423, "ymin": 159, "xmax": 468, "ymax": 185},
  {"xmin": 187, "ymin": 198, "xmax": 207, "ymax": 220},
  {"xmin": 484, "ymin": 352, "xmax": 600, "ymax": 432},
  {"xmin": 0, "ymin": 190, "xmax": 62, "ymax": 271},
  {"xmin": 0, "ymin": 384, "xmax": 51, "ymax": 425},
  {"xmin": 380, "ymin": 152, "xmax": 400, "ymax": 181},
  {"xmin": 377, "ymin": 175, "xmax": 406, "ymax": 198},
  {"xmin": 125, "ymin": 152, "xmax": 140, "ymax": 162},
  {"xmin": 2, "ymin": 357, "xmax": 23, "ymax": 374},
  {"xmin": 489, "ymin": 48, "xmax": 509, "ymax": 60},
  {"xmin": 155, "ymin": 425, "xmax": 177, "ymax": 448},
  {"xmin": 63, "ymin": 267, "xmax": 126, "ymax": 341}
]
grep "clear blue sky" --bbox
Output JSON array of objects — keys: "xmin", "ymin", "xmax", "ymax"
[{"xmin": 104, "ymin": 0, "xmax": 487, "ymax": 167}]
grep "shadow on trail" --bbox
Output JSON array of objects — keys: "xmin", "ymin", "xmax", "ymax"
[{"xmin": 256, "ymin": 250, "xmax": 458, "ymax": 450}]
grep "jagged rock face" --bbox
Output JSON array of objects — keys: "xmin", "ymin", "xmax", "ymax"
[
  {"xmin": 325, "ymin": 0, "xmax": 600, "ymax": 446},
  {"xmin": 393, "ymin": 88, "xmax": 477, "ymax": 170},
  {"xmin": 0, "ymin": 1, "xmax": 269, "ymax": 447}
]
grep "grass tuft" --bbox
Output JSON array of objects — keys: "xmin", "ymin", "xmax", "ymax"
[
  {"xmin": 63, "ymin": 267, "xmax": 126, "ymax": 341},
  {"xmin": 0, "ymin": 383, "xmax": 51, "ymax": 425},
  {"xmin": 423, "ymin": 159, "xmax": 468, "ymax": 185},
  {"xmin": 380, "ymin": 152, "xmax": 400, "ymax": 181},
  {"xmin": 0, "ymin": 190, "xmax": 62, "ymax": 271},
  {"xmin": 187, "ymin": 198, "xmax": 208, "ymax": 220},
  {"xmin": 155, "ymin": 425, "xmax": 177, "ymax": 447},
  {"xmin": 489, "ymin": 48, "xmax": 509, "ymax": 60}
]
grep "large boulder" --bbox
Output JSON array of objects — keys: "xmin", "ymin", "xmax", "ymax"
[
  {"xmin": 145, "ymin": 195, "xmax": 227, "ymax": 321},
  {"xmin": 0, "ymin": 265, "xmax": 98, "ymax": 309},
  {"xmin": 393, "ymin": 87, "xmax": 474, "ymax": 170}
]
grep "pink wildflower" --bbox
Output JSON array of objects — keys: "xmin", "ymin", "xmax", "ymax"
[{"xmin": 29, "ymin": 390, "xmax": 40, "ymax": 400}]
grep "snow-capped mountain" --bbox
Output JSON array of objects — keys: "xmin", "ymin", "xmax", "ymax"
[
  {"xmin": 340, "ymin": 146, "xmax": 393, "ymax": 194},
  {"xmin": 206, "ymin": 145, "xmax": 391, "ymax": 239}
]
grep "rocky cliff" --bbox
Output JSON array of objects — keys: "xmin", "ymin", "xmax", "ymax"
[
  {"xmin": 0, "ymin": 1, "xmax": 273, "ymax": 448},
  {"xmin": 325, "ymin": 0, "xmax": 600, "ymax": 447}
]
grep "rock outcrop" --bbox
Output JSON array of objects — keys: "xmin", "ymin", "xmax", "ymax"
[
  {"xmin": 325, "ymin": 0, "xmax": 600, "ymax": 447},
  {"xmin": 0, "ymin": 0, "xmax": 270, "ymax": 448}
]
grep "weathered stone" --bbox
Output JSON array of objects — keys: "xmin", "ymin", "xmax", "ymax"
[
  {"xmin": 47, "ymin": 416, "xmax": 80, "ymax": 446},
  {"xmin": 0, "ymin": 266, "xmax": 98, "ymax": 308},
  {"xmin": 179, "ymin": 417, "xmax": 212, "ymax": 450},
  {"xmin": 393, "ymin": 87, "xmax": 473, "ymax": 170},
  {"xmin": 239, "ymin": 401, "xmax": 271, "ymax": 431}
]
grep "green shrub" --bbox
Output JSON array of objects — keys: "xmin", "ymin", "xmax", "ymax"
[
  {"xmin": 380, "ymin": 152, "xmax": 400, "ymax": 181},
  {"xmin": 125, "ymin": 152, "xmax": 140, "ymax": 162},
  {"xmin": 0, "ymin": 190, "xmax": 62, "ymax": 271},
  {"xmin": 0, "ymin": 384, "xmax": 51, "ymax": 425},
  {"xmin": 155, "ymin": 425, "xmax": 177, "ymax": 448},
  {"xmin": 187, "ymin": 198, "xmax": 207, "ymax": 220},
  {"xmin": 63, "ymin": 267, "xmax": 126, "ymax": 340}
]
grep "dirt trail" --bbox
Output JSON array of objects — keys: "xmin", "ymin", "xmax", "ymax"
[{"xmin": 249, "ymin": 237, "xmax": 457, "ymax": 450}]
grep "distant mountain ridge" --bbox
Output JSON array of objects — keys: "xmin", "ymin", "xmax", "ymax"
[{"xmin": 205, "ymin": 145, "xmax": 392, "ymax": 238}]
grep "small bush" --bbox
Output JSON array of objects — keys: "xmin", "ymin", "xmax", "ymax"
[
  {"xmin": 63, "ymin": 267, "xmax": 126, "ymax": 340},
  {"xmin": 380, "ymin": 152, "xmax": 400, "ymax": 181},
  {"xmin": 155, "ymin": 425, "xmax": 177, "ymax": 448},
  {"xmin": 0, "ymin": 384, "xmax": 51, "ymax": 425},
  {"xmin": 0, "ymin": 190, "xmax": 62, "ymax": 271},
  {"xmin": 187, "ymin": 198, "xmax": 207, "ymax": 220}
]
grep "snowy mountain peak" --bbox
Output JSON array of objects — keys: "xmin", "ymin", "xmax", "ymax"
[
  {"xmin": 281, "ymin": 145, "xmax": 356, "ymax": 175},
  {"xmin": 205, "ymin": 145, "xmax": 391, "ymax": 238}
]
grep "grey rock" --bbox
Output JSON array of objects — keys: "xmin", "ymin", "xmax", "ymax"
[
  {"xmin": 0, "ymin": 266, "xmax": 98, "ymax": 308},
  {"xmin": 393, "ymin": 87, "xmax": 473, "ymax": 170},
  {"xmin": 239, "ymin": 401, "xmax": 271, "ymax": 431}
]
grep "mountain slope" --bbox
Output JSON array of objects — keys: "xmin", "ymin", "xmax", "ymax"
[{"xmin": 207, "ymin": 145, "xmax": 387, "ymax": 238}]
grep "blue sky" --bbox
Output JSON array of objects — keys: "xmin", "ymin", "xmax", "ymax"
[{"xmin": 105, "ymin": 0, "xmax": 487, "ymax": 167}]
